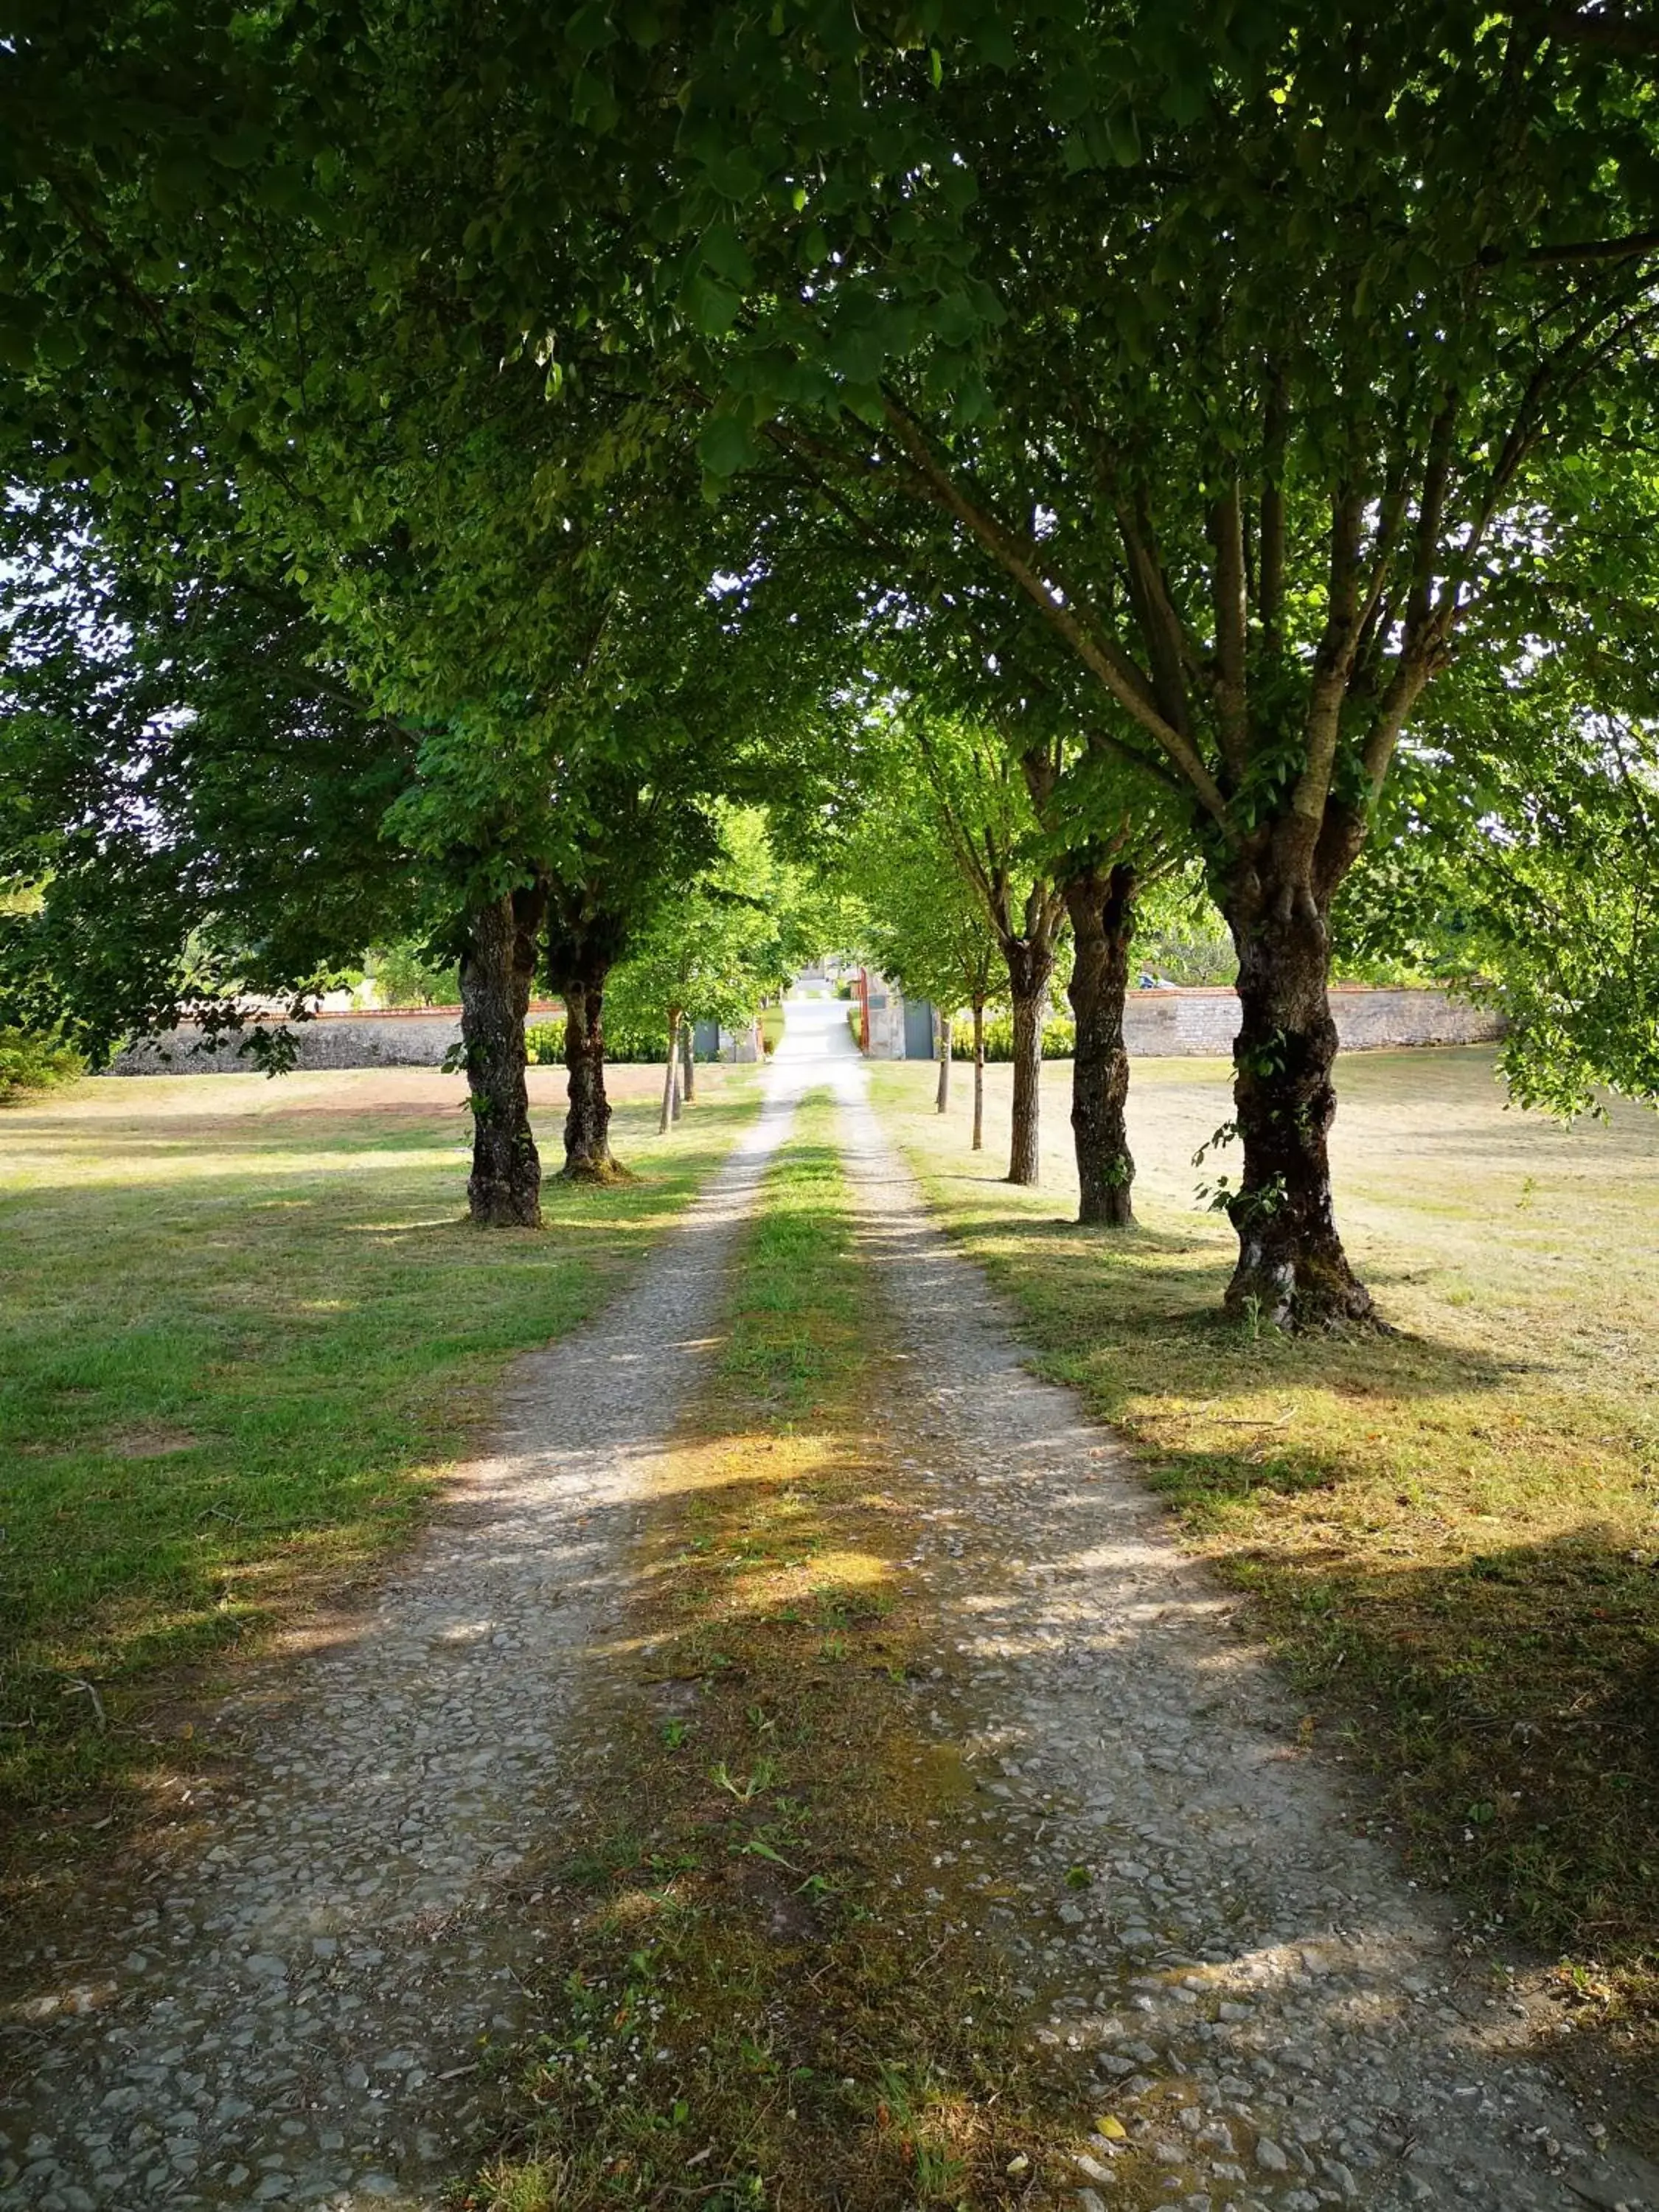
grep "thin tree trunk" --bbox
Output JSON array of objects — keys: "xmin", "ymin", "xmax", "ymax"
[
  {"xmin": 1220, "ymin": 855, "xmax": 1371, "ymax": 1329},
  {"xmin": 681, "ymin": 1018, "xmax": 695, "ymax": 1104},
  {"xmin": 459, "ymin": 883, "xmax": 546, "ymax": 1228},
  {"xmin": 560, "ymin": 962, "xmax": 620, "ymax": 1180},
  {"xmin": 1065, "ymin": 863, "xmax": 1138, "ymax": 1227},
  {"xmin": 972, "ymin": 998, "xmax": 985, "ymax": 1152},
  {"xmin": 935, "ymin": 1012, "xmax": 952, "ymax": 1113},
  {"xmin": 669, "ymin": 1026, "xmax": 683, "ymax": 1121},
  {"xmin": 658, "ymin": 1009, "xmax": 681, "ymax": 1135},
  {"xmin": 1004, "ymin": 943, "xmax": 1053, "ymax": 1186}
]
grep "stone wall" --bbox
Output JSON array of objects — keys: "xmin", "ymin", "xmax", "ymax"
[
  {"xmin": 105, "ymin": 985, "xmax": 1499, "ymax": 1075},
  {"xmin": 104, "ymin": 1001, "xmax": 770, "ymax": 1075},
  {"xmin": 1119, "ymin": 984, "xmax": 1500, "ymax": 1058},
  {"xmin": 107, "ymin": 1004, "xmax": 526, "ymax": 1077}
]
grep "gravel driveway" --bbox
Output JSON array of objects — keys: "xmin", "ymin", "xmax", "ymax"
[{"xmin": 4, "ymin": 1001, "xmax": 1654, "ymax": 2212}]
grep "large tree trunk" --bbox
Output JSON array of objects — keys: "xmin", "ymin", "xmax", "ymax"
[
  {"xmin": 560, "ymin": 963, "xmax": 621, "ymax": 1180},
  {"xmin": 1221, "ymin": 858, "xmax": 1371, "ymax": 1329},
  {"xmin": 459, "ymin": 883, "xmax": 546, "ymax": 1228},
  {"xmin": 935, "ymin": 1012, "xmax": 952, "ymax": 1113},
  {"xmin": 971, "ymin": 999, "xmax": 985, "ymax": 1152},
  {"xmin": 1004, "ymin": 942, "xmax": 1052, "ymax": 1186},
  {"xmin": 1065, "ymin": 863, "xmax": 1137, "ymax": 1228}
]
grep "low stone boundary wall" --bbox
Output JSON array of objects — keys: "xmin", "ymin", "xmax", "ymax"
[
  {"xmin": 108, "ymin": 1005, "xmax": 507, "ymax": 1076},
  {"xmin": 105, "ymin": 987, "xmax": 1499, "ymax": 1075},
  {"xmin": 1121, "ymin": 984, "xmax": 1500, "ymax": 1058}
]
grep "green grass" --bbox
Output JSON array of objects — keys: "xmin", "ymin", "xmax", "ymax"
[
  {"xmin": 872, "ymin": 1046, "xmax": 1659, "ymax": 2121},
  {"xmin": 0, "ymin": 1065, "xmax": 760, "ymax": 1835}
]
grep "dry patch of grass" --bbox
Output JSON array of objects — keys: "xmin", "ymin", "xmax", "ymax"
[
  {"xmin": 0, "ymin": 1065, "xmax": 760, "ymax": 1850},
  {"xmin": 467, "ymin": 1097, "xmax": 1114, "ymax": 2212},
  {"xmin": 872, "ymin": 1048, "xmax": 1659, "ymax": 2129}
]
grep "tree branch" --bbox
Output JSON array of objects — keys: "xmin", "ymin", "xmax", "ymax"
[
  {"xmin": 880, "ymin": 394, "xmax": 1229, "ymax": 824},
  {"xmin": 1208, "ymin": 478, "xmax": 1248, "ymax": 773},
  {"xmin": 1259, "ymin": 369, "xmax": 1288, "ymax": 648},
  {"xmin": 1289, "ymin": 489, "xmax": 1366, "ymax": 837},
  {"xmin": 1524, "ymin": 229, "xmax": 1659, "ymax": 265}
]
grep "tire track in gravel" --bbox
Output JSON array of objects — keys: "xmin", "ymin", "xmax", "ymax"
[
  {"xmin": 821, "ymin": 1029, "xmax": 1659, "ymax": 2212},
  {"xmin": 0, "ymin": 1071, "xmax": 813, "ymax": 2212}
]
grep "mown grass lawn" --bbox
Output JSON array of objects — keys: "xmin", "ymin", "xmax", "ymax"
[
  {"xmin": 0, "ymin": 1064, "xmax": 759, "ymax": 1838},
  {"xmin": 872, "ymin": 1046, "xmax": 1659, "ymax": 2100}
]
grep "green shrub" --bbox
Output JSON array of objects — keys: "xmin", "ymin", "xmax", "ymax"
[
  {"xmin": 1131, "ymin": 930, "xmax": 1238, "ymax": 987},
  {"xmin": 0, "ymin": 1028, "xmax": 85, "ymax": 1105},
  {"xmin": 524, "ymin": 1018, "xmax": 673, "ymax": 1065},
  {"xmin": 369, "ymin": 940, "xmax": 458, "ymax": 1006},
  {"xmin": 606, "ymin": 1022, "xmax": 675, "ymax": 1063},
  {"xmin": 952, "ymin": 1017, "xmax": 1074, "ymax": 1062}
]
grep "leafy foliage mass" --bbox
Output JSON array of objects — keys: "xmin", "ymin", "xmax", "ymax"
[{"xmin": 0, "ymin": 1027, "xmax": 83, "ymax": 1105}]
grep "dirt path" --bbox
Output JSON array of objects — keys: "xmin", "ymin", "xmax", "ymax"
[
  {"xmin": 0, "ymin": 1071, "xmax": 811, "ymax": 2212},
  {"xmin": 7, "ymin": 1003, "xmax": 1656, "ymax": 2212},
  {"xmin": 811, "ymin": 1004, "xmax": 1657, "ymax": 2212}
]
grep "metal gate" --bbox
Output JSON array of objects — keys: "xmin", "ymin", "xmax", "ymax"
[{"xmin": 902, "ymin": 999, "xmax": 936, "ymax": 1060}]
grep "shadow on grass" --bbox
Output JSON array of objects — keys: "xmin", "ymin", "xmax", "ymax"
[
  {"xmin": 947, "ymin": 1205, "xmax": 1520, "ymax": 1410},
  {"xmin": 1234, "ymin": 1531, "xmax": 1659, "ymax": 1959}
]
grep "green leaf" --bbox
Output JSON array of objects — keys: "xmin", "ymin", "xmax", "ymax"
[
  {"xmin": 697, "ymin": 413, "xmax": 757, "ymax": 476},
  {"xmin": 685, "ymin": 274, "xmax": 742, "ymax": 335},
  {"xmin": 702, "ymin": 222, "xmax": 755, "ymax": 289},
  {"xmin": 703, "ymin": 147, "xmax": 764, "ymax": 203},
  {"xmin": 566, "ymin": 2, "xmax": 619, "ymax": 53},
  {"xmin": 1103, "ymin": 105, "xmax": 1142, "ymax": 167}
]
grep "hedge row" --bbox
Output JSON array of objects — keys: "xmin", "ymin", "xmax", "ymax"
[
  {"xmin": 525, "ymin": 1020, "xmax": 683, "ymax": 1065},
  {"xmin": 0, "ymin": 1028, "xmax": 85, "ymax": 1105},
  {"xmin": 949, "ymin": 1017, "xmax": 1076, "ymax": 1062}
]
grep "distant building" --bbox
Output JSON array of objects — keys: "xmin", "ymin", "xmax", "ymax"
[{"xmin": 855, "ymin": 970, "xmax": 939, "ymax": 1060}]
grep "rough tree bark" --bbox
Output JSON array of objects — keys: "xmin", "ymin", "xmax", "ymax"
[
  {"xmin": 971, "ymin": 999, "xmax": 985, "ymax": 1152},
  {"xmin": 1064, "ymin": 863, "xmax": 1138, "ymax": 1227},
  {"xmin": 560, "ymin": 973, "xmax": 615, "ymax": 1177},
  {"xmin": 1004, "ymin": 941, "xmax": 1054, "ymax": 1186},
  {"xmin": 459, "ymin": 881, "xmax": 547, "ymax": 1228},
  {"xmin": 658, "ymin": 1009, "xmax": 681, "ymax": 1135},
  {"xmin": 1220, "ymin": 827, "xmax": 1372, "ymax": 1329},
  {"xmin": 548, "ymin": 894, "xmax": 633, "ymax": 1181},
  {"xmin": 935, "ymin": 1012, "xmax": 952, "ymax": 1113}
]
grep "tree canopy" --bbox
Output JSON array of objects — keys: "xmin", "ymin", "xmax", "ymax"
[{"xmin": 3, "ymin": 0, "xmax": 1657, "ymax": 1310}]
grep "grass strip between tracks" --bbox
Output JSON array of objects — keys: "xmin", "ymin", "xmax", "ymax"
[{"xmin": 465, "ymin": 1091, "xmax": 1102, "ymax": 2212}]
